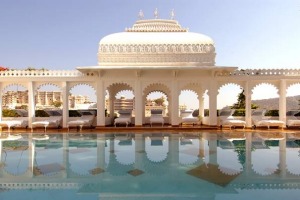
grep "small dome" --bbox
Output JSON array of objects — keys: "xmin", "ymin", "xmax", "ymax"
[{"xmin": 98, "ymin": 19, "xmax": 216, "ymax": 67}]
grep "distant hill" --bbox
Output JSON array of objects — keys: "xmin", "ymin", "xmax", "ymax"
[{"xmin": 252, "ymin": 95, "xmax": 300, "ymax": 110}]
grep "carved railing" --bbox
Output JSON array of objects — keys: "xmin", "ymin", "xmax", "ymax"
[
  {"xmin": 217, "ymin": 69, "xmax": 300, "ymax": 77},
  {"xmin": 0, "ymin": 70, "xmax": 96, "ymax": 77}
]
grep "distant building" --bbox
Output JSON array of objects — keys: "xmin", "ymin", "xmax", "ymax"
[{"xmin": 2, "ymin": 91, "xmax": 92, "ymax": 109}]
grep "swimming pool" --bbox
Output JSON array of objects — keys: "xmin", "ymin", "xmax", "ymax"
[{"xmin": 1, "ymin": 131, "xmax": 300, "ymax": 199}]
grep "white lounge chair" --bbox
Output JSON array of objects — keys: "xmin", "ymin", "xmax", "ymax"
[
  {"xmin": 286, "ymin": 110, "xmax": 300, "ymax": 128},
  {"xmin": 252, "ymin": 109, "xmax": 285, "ymax": 129},
  {"xmin": 67, "ymin": 114, "xmax": 95, "ymax": 131},
  {"xmin": 149, "ymin": 109, "xmax": 164, "ymax": 127},
  {"xmin": 180, "ymin": 110, "xmax": 199, "ymax": 126},
  {"xmin": 31, "ymin": 116, "xmax": 62, "ymax": 132},
  {"xmin": 114, "ymin": 110, "xmax": 132, "ymax": 127},
  {"xmin": 0, "ymin": 117, "xmax": 28, "ymax": 132},
  {"xmin": 219, "ymin": 109, "xmax": 246, "ymax": 129}
]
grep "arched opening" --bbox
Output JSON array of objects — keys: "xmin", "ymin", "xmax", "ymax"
[{"xmin": 2, "ymin": 84, "xmax": 28, "ymax": 124}]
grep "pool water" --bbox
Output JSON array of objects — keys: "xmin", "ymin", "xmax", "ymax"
[{"xmin": 1, "ymin": 131, "xmax": 300, "ymax": 200}]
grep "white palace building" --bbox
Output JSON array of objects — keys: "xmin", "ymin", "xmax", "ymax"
[{"xmin": 0, "ymin": 15, "xmax": 299, "ymax": 128}]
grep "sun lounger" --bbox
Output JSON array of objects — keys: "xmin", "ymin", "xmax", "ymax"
[
  {"xmin": 67, "ymin": 115, "xmax": 95, "ymax": 131},
  {"xmin": 0, "ymin": 117, "xmax": 28, "ymax": 132},
  {"xmin": 286, "ymin": 110, "xmax": 300, "ymax": 128},
  {"xmin": 149, "ymin": 109, "xmax": 164, "ymax": 127},
  {"xmin": 31, "ymin": 116, "xmax": 62, "ymax": 132},
  {"xmin": 114, "ymin": 110, "xmax": 132, "ymax": 127},
  {"xmin": 180, "ymin": 110, "xmax": 199, "ymax": 126},
  {"xmin": 219, "ymin": 109, "xmax": 246, "ymax": 129},
  {"xmin": 252, "ymin": 110, "xmax": 285, "ymax": 129}
]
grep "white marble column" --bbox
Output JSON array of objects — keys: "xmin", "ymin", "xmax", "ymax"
[
  {"xmin": 208, "ymin": 82, "xmax": 218, "ymax": 126},
  {"xmin": 27, "ymin": 133, "xmax": 34, "ymax": 177},
  {"xmin": 62, "ymin": 82, "xmax": 69, "ymax": 128},
  {"xmin": 245, "ymin": 132, "xmax": 252, "ymax": 175},
  {"xmin": 244, "ymin": 82, "xmax": 252, "ymax": 128},
  {"xmin": 199, "ymin": 95, "xmax": 205, "ymax": 118},
  {"xmin": 27, "ymin": 82, "xmax": 35, "ymax": 127},
  {"xmin": 135, "ymin": 134, "xmax": 145, "ymax": 170},
  {"xmin": 109, "ymin": 97, "xmax": 115, "ymax": 125},
  {"xmin": 208, "ymin": 133, "xmax": 218, "ymax": 165},
  {"xmin": 171, "ymin": 80, "xmax": 179, "ymax": 126},
  {"xmin": 96, "ymin": 80, "xmax": 106, "ymax": 126},
  {"xmin": 279, "ymin": 134, "xmax": 287, "ymax": 178},
  {"xmin": 134, "ymin": 80, "xmax": 143, "ymax": 126},
  {"xmin": 97, "ymin": 134, "xmax": 106, "ymax": 170},
  {"xmin": 279, "ymin": 80, "xmax": 287, "ymax": 124},
  {"xmin": 62, "ymin": 134, "xmax": 69, "ymax": 178}
]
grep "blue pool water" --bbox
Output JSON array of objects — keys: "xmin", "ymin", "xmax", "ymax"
[{"xmin": 1, "ymin": 131, "xmax": 300, "ymax": 199}]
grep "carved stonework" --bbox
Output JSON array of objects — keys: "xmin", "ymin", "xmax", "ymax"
[
  {"xmin": 98, "ymin": 53, "xmax": 216, "ymax": 66},
  {"xmin": 99, "ymin": 44, "xmax": 215, "ymax": 54},
  {"xmin": 126, "ymin": 19, "xmax": 188, "ymax": 32}
]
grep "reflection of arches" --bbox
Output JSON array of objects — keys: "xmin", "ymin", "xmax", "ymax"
[
  {"xmin": 179, "ymin": 138, "xmax": 200, "ymax": 165},
  {"xmin": 251, "ymin": 144, "xmax": 279, "ymax": 176},
  {"xmin": 145, "ymin": 136, "xmax": 168, "ymax": 162},
  {"xmin": 217, "ymin": 142, "xmax": 243, "ymax": 175}
]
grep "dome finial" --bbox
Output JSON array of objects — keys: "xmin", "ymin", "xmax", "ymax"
[
  {"xmin": 170, "ymin": 9, "xmax": 175, "ymax": 20},
  {"xmin": 138, "ymin": 9, "xmax": 144, "ymax": 20},
  {"xmin": 154, "ymin": 8, "xmax": 159, "ymax": 19}
]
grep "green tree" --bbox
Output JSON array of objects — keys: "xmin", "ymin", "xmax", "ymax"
[
  {"xmin": 232, "ymin": 89, "xmax": 259, "ymax": 109},
  {"xmin": 154, "ymin": 97, "xmax": 165, "ymax": 106},
  {"xmin": 52, "ymin": 101, "xmax": 62, "ymax": 108}
]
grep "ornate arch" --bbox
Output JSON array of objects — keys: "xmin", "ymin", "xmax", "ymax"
[
  {"xmin": 2, "ymin": 83, "xmax": 27, "ymax": 92},
  {"xmin": 143, "ymin": 83, "xmax": 171, "ymax": 101},
  {"xmin": 106, "ymin": 82, "xmax": 134, "ymax": 99},
  {"xmin": 69, "ymin": 82, "xmax": 96, "ymax": 92},
  {"xmin": 252, "ymin": 82, "xmax": 278, "ymax": 95},
  {"xmin": 35, "ymin": 83, "xmax": 62, "ymax": 91}
]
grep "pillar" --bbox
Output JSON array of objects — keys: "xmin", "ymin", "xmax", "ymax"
[
  {"xmin": 62, "ymin": 82, "xmax": 69, "ymax": 128},
  {"xmin": 244, "ymin": 81, "xmax": 252, "ymax": 128},
  {"xmin": 171, "ymin": 80, "xmax": 179, "ymax": 126},
  {"xmin": 245, "ymin": 132, "xmax": 252, "ymax": 175},
  {"xmin": 134, "ymin": 80, "xmax": 143, "ymax": 126},
  {"xmin": 135, "ymin": 134, "xmax": 145, "ymax": 170},
  {"xmin": 97, "ymin": 134, "xmax": 106, "ymax": 170},
  {"xmin": 109, "ymin": 97, "xmax": 115, "ymax": 124},
  {"xmin": 208, "ymin": 133, "xmax": 218, "ymax": 165},
  {"xmin": 96, "ymin": 80, "xmax": 106, "ymax": 126},
  {"xmin": 27, "ymin": 82, "xmax": 35, "ymax": 127},
  {"xmin": 279, "ymin": 80, "xmax": 287, "ymax": 123},
  {"xmin": 208, "ymin": 81, "xmax": 218, "ymax": 126},
  {"xmin": 62, "ymin": 133, "xmax": 69, "ymax": 178},
  {"xmin": 279, "ymin": 134, "xmax": 287, "ymax": 178}
]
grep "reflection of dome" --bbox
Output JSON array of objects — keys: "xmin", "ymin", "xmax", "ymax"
[{"xmin": 98, "ymin": 19, "xmax": 215, "ymax": 67}]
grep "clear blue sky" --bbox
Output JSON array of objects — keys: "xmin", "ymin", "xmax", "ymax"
[
  {"xmin": 1, "ymin": 0, "xmax": 300, "ymax": 109},
  {"xmin": 1, "ymin": 0, "xmax": 299, "ymax": 69}
]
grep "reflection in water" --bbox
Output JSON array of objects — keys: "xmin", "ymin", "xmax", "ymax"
[{"xmin": 1, "ymin": 132, "xmax": 300, "ymax": 199}]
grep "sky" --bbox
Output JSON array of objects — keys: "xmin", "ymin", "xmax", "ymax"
[{"xmin": 1, "ymin": 0, "xmax": 300, "ymax": 109}]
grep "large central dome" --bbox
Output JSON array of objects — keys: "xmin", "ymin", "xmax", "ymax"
[{"xmin": 98, "ymin": 19, "xmax": 216, "ymax": 67}]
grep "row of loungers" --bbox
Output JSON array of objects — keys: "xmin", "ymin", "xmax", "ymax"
[{"xmin": 2, "ymin": 109, "xmax": 300, "ymax": 131}]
